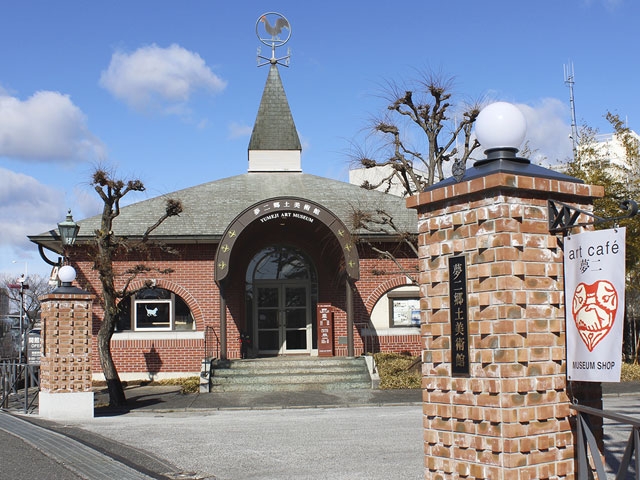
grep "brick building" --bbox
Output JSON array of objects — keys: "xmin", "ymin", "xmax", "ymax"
[{"xmin": 30, "ymin": 63, "xmax": 421, "ymax": 381}]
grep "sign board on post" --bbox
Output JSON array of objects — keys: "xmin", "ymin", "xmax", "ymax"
[
  {"xmin": 565, "ymin": 227, "xmax": 625, "ymax": 382},
  {"xmin": 317, "ymin": 304, "xmax": 334, "ymax": 357},
  {"xmin": 27, "ymin": 331, "xmax": 41, "ymax": 365}
]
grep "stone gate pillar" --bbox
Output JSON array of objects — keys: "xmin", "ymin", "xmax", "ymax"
[
  {"xmin": 39, "ymin": 267, "xmax": 94, "ymax": 419},
  {"xmin": 406, "ymin": 103, "xmax": 604, "ymax": 479}
]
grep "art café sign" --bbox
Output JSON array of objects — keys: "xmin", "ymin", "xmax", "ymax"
[{"xmin": 565, "ymin": 227, "xmax": 625, "ymax": 382}]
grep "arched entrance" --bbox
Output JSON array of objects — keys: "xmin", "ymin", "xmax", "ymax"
[
  {"xmin": 246, "ymin": 246, "xmax": 318, "ymax": 355},
  {"xmin": 215, "ymin": 197, "xmax": 360, "ymax": 359}
]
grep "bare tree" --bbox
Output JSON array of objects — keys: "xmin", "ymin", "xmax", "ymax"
[
  {"xmin": 352, "ymin": 72, "xmax": 481, "ymax": 196},
  {"xmin": 0, "ymin": 273, "xmax": 54, "ymax": 327},
  {"xmin": 350, "ymin": 72, "xmax": 482, "ymax": 282},
  {"xmin": 90, "ymin": 169, "xmax": 183, "ymax": 407}
]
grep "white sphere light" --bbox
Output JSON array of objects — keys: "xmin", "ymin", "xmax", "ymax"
[
  {"xmin": 58, "ymin": 265, "xmax": 77, "ymax": 284},
  {"xmin": 475, "ymin": 102, "xmax": 527, "ymax": 151}
]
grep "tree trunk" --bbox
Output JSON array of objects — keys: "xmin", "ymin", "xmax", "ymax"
[{"xmin": 97, "ymin": 319, "xmax": 127, "ymax": 407}]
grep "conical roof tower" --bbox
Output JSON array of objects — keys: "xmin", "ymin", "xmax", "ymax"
[{"xmin": 248, "ymin": 38, "xmax": 301, "ymax": 171}]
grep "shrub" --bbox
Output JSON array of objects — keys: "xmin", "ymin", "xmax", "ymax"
[
  {"xmin": 621, "ymin": 362, "xmax": 640, "ymax": 382},
  {"xmin": 374, "ymin": 353, "xmax": 421, "ymax": 389},
  {"xmin": 152, "ymin": 376, "xmax": 200, "ymax": 394}
]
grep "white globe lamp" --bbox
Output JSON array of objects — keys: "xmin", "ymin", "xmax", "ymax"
[
  {"xmin": 58, "ymin": 265, "xmax": 77, "ymax": 286},
  {"xmin": 475, "ymin": 102, "xmax": 527, "ymax": 163}
]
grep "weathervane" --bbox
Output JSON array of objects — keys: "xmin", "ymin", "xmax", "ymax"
[{"xmin": 256, "ymin": 12, "xmax": 291, "ymax": 67}]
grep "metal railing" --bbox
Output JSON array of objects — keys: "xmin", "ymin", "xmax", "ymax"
[
  {"xmin": 1, "ymin": 360, "xmax": 40, "ymax": 414},
  {"xmin": 204, "ymin": 325, "xmax": 219, "ymax": 360},
  {"xmin": 572, "ymin": 403, "xmax": 640, "ymax": 479}
]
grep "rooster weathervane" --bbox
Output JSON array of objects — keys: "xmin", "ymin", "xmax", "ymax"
[{"xmin": 256, "ymin": 12, "xmax": 291, "ymax": 67}]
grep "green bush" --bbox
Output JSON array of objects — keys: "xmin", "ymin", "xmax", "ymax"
[{"xmin": 374, "ymin": 353, "xmax": 421, "ymax": 389}]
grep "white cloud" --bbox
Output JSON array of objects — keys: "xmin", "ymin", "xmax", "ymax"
[
  {"xmin": 100, "ymin": 44, "xmax": 227, "ymax": 115},
  {"xmin": 516, "ymin": 99, "xmax": 573, "ymax": 166},
  {"xmin": 228, "ymin": 122, "xmax": 253, "ymax": 139},
  {"xmin": 0, "ymin": 91, "xmax": 105, "ymax": 163},
  {"xmin": 0, "ymin": 168, "xmax": 65, "ymax": 256}
]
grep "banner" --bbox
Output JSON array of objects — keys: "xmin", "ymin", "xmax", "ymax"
[{"xmin": 565, "ymin": 227, "xmax": 625, "ymax": 382}]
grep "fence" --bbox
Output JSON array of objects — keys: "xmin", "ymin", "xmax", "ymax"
[
  {"xmin": 572, "ymin": 403, "xmax": 640, "ymax": 479},
  {"xmin": 0, "ymin": 360, "xmax": 39, "ymax": 414}
]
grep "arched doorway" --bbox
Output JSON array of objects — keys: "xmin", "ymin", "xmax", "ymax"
[{"xmin": 246, "ymin": 245, "xmax": 318, "ymax": 355}]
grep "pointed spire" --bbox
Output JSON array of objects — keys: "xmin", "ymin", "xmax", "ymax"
[{"xmin": 248, "ymin": 64, "xmax": 302, "ymax": 172}]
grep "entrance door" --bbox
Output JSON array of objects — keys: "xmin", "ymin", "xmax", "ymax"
[{"xmin": 255, "ymin": 283, "xmax": 311, "ymax": 355}]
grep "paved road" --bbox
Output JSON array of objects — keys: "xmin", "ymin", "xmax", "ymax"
[
  {"xmin": 71, "ymin": 405, "xmax": 424, "ymax": 480},
  {"xmin": 1, "ymin": 389, "xmax": 638, "ymax": 480}
]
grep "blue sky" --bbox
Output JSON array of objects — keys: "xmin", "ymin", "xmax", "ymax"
[{"xmin": 1, "ymin": 0, "xmax": 637, "ymax": 278}]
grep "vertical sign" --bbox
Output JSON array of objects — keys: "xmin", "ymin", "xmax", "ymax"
[
  {"xmin": 565, "ymin": 227, "xmax": 625, "ymax": 382},
  {"xmin": 449, "ymin": 255, "xmax": 469, "ymax": 376},
  {"xmin": 317, "ymin": 304, "xmax": 334, "ymax": 357},
  {"xmin": 27, "ymin": 331, "xmax": 41, "ymax": 365}
]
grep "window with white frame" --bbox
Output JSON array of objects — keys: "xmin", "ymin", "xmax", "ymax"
[
  {"xmin": 388, "ymin": 291, "xmax": 420, "ymax": 328},
  {"xmin": 116, "ymin": 288, "xmax": 195, "ymax": 332}
]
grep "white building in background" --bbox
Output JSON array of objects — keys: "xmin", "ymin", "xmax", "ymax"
[{"xmin": 592, "ymin": 130, "xmax": 640, "ymax": 168}]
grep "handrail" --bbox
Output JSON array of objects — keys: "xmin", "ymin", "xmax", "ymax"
[
  {"xmin": 204, "ymin": 325, "xmax": 219, "ymax": 360},
  {"xmin": 571, "ymin": 403, "xmax": 640, "ymax": 480}
]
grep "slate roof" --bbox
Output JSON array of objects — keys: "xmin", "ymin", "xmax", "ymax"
[
  {"xmin": 29, "ymin": 172, "xmax": 417, "ymax": 251},
  {"xmin": 249, "ymin": 64, "xmax": 301, "ymax": 151}
]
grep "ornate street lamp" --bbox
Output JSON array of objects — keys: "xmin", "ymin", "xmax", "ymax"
[
  {"xmin": 57, "ymin": 210, "xmax": 80, "ymax": 248},
  {"xmin": 38, "ymin": 210, "xmax": 80, "ymax": 267}
]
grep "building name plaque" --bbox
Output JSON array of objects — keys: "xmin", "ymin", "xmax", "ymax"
[{"xmin": 449, "ymin": 255, "xmax": 469, "ymax": 376}]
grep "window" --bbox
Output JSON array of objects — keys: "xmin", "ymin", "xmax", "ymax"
[
  {"xmin": 116, "ymin": 288, "xmax": 195, "ymax": 332},
  {"xmin": 388, "ymin": 292, "xmax": 420, "ymax": 328}
]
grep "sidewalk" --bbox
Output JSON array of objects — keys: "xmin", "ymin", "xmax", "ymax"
[
  {"xmin": 4, "ymin": 380, "xmax": 639, "ymax": 416},
  {"xmin": 94, "ymin": 385, "xmax": 424, "ymax": 414}
]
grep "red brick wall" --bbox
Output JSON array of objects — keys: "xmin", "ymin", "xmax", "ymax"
[
  {"xmin": 40, "ymin": 292, "xmax": 94, "ymax": 392},
  {"xmin": 69, "ymin": 235, "xmax": 421, "ymax": 377},
  {"xmin": 408, "ymin": 173, "xmax": 604, "ymax": 479}
]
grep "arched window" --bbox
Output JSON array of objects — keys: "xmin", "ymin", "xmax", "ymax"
[
  {"xmin": 247, "ymin": 245, "xmax": 315, "ymax": 282},
  {"xmin": 116, "ymin": 288, "xmax": 195, "ymax": 332}
]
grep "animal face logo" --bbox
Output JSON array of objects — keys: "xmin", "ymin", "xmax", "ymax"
[{"xmin": 572, "ymin": 280, "xmax": 618, "ymax": 352}]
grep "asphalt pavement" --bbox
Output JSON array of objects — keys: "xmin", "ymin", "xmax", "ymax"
[{"xmin": 0, "ymin": 382, "xmax": 638, "ymax": 480}]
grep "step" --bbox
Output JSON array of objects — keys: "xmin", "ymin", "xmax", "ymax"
[
  {"xmin": 212, "ymin": 371, "xmax": 370, "ymax": 385},
  {"xmin": 212, "ymin": 381, "xmax": 372, "ymax": 393},
  {"xmin": 210, "ymin": 356, "xmax": 372, "ymax": 393}
]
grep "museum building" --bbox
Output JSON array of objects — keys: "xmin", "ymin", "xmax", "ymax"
[{"xmin": 30, "ymin": 63, "xmax": 421, "ymax": 381}]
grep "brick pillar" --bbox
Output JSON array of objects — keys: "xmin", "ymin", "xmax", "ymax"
[
  {"xmin": 407, "ymin": 172, "xmax": 603, "ymax": 479},
  {"xmin": 39, "ymin": 288, "xmax": 94, "ymax": 419}
]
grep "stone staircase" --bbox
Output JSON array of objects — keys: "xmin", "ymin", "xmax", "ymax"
[{"xmin": 209, "ymin": 356, "xmax": 372, "ymax": 393}]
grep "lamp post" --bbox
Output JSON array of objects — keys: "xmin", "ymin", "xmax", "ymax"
[
  {"xmin": 38, "ymin": 210, "xmax": 80, "ymax": 269},
  {"xmin": 57, "ymin": 210, "xmax": 81, "ymax": 250},
  {"xmin": 474, "ymin": 101, "xmax": 528, "ymax": 165}
]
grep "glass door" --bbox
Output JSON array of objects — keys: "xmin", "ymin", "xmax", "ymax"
[{"xmin": 255, "ymin": 282, "xmax": 311, "ymax": 355}]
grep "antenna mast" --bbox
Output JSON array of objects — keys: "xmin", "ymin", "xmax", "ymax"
[{"xmin": 564, "ymin": 62, "xmax": 579, "ymax": 160}]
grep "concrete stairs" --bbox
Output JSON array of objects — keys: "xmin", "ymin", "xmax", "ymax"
[{"xmin": 210, "ymin": 356, "xmax": 372, "ymax": 393}]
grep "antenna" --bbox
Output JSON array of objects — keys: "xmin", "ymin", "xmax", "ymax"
[{"xmin": 564, "ymin": 62, "xmax": 579, "ymax": 161}]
